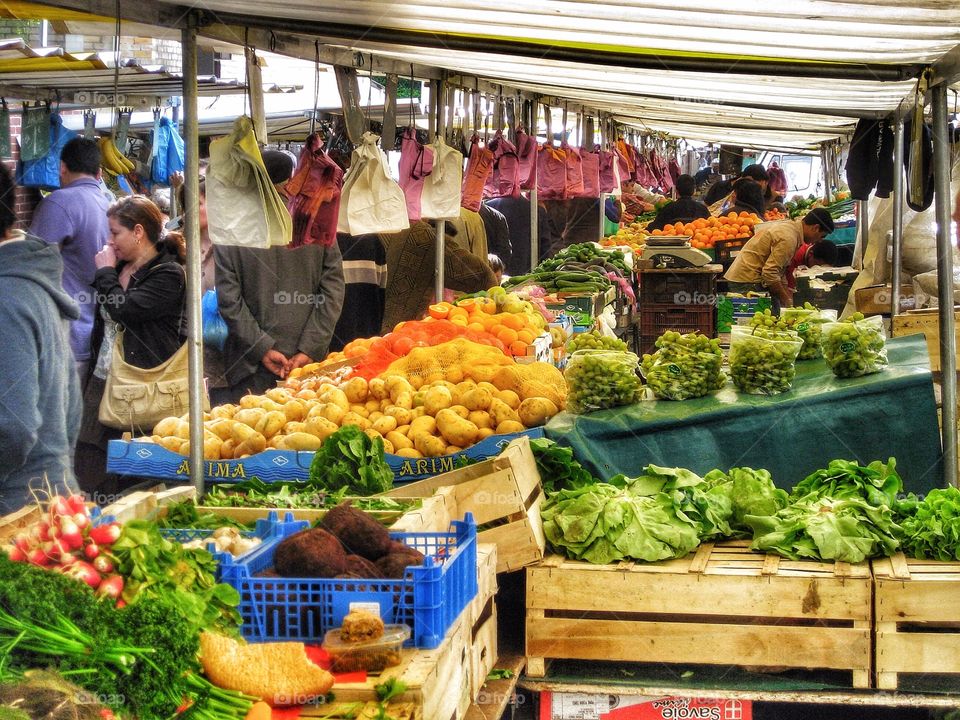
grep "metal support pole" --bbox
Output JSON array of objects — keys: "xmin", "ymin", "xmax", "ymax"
[
  {"xmin": 435, "ymin": 220, "xmax": 445, "ymax": 302},
  {"xmin": 932, "ymin": 82, "xmax": 957, "ymax": 486},
  {"xmin": 530, "ymin": 187, "xmax": 539, "ymax": 271},
  {"xmin": 598, "ymin": 193, "xmax": 606, "ymax": 241},
  {"xmin": 891, "ymin": 120, "xmax": 905, "ymax": 317},
  {"xmin": 820, "ymin": 143, "xmax": 832, "ymax": 203},
  {"xmin": 181, "ymin": 20, "xmax": 204, "ymax": 494},
  {"xmin": 856, "ymin": 199, "xmax": 870, "ymax": 270}
]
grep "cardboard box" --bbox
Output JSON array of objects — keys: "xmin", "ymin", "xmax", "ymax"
[
  {"xmin": 854, "ymin": 284, "xmax": 914, "ymax": 315},
  {"xmin": 540, "ymin": 692, "xmax": 753, "ymax": 720},
  {"xmin": 545, "ymin": 288, "xmax": 616, "ymax": 326}
]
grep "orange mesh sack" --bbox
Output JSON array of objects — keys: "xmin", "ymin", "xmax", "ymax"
[{"xmin": 491, "ymin": 362, "xmax": 567, "ymax": 409}]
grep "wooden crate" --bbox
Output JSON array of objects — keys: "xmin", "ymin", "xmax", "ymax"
[
  {"xmin": 384, "ymin": 436, "xmax": 546, "ymax": 573},
  {"xmin": 0, "ymin": 504, "xmax": 43, "ymax": 542},
  {"xmin": 328, "ymin": 612, "xmax": 473, "ymax": 720},
  {"xmin": 469, "ymin": 544, "xmax": 499, "ymax": 629},
  {"xmin": 874, "ymin": 553, "xmax": 960, "ymax": 690},
  {"xmin": 469, "ymin": 599, "xmax": 498, "ymax": 701},
  {"xmin": 891, "ymin": 308, "xmax": 960, "ymax": 373},
  {"xmin": 526, "ymin": 541, "xmax": 873, "ymax": 688}
]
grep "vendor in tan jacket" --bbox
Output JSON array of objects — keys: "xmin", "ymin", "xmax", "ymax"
[{"xmin": 724, "ymin": 208, "xmax": 834, "ymax": 311}]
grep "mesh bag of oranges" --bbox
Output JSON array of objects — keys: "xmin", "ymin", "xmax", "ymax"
[{"xmin": 379, "ymin": 338, "xmax": 515, "ymax": 387}]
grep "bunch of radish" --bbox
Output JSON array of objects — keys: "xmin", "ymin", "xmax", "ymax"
[{"xmin": 4, "ymin": 494, "xmax": 126, "ymax": 605}]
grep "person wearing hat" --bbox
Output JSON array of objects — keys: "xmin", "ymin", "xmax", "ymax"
[
  {"xmin": 724, "ymin": 207, "xmax": 835, "ymax": 311},
  {"xmin": 213, "ymin": 149, "xmax": 345, "ymax": 403}
]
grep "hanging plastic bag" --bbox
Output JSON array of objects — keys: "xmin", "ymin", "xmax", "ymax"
[
  {"xmin": 536, "ymin": 143, "xmax": 567, "ymax": 200},
  {"xmin": 461, "ymin": 134, "xmax": 494, "ymax": 212},
  {"xmin": 579, "ymin": 148, "xmax": 601, "ymax": 198},
  {"xmin": 420, "ymin": 135, "xmax": 463, "ymax": 221},
  {"xmin": 564, "ymin": 349, "xmax": 644, "ymax": 413},
  {"xmin": 822, "ymin": 314, "xmax": 888, "ymax": 378},
  {"xmin": 398, "ymin": 127, "xmax": 434, "ymax": 222},
  {"xmin": 0, "ymin": 102, "xmax": 10, "ymax": 158},
  {"xmin": 17, "ymin": 112, "xmax": 76, "ymax": 189},
  {"xmin": 20, "ymin": 104, "xmax": 50, "ymax": 162},
  {"xmin": 729, "ymin": 325, "xmax": 803, "ymax": 395},
  {"xmin": 201, "ymin": 289, "xmax": 228, "ymax": 352},
  {"xmin": 640, "ymin": 331, "xmax": 725, "ymax": 401},
  {"xmin": 338, "ymin": 131, "xmax": 409, "ymax": 235},
  {"xmin": 206, "ymin": 115, "xmax": 292, "ymax": 248},
  {"xmin": 286, "ymin": 133, "xmax": 344, "ymax": 248},
  {"xmin": 483, "ymin": 131, "xmax": 520, "ymax": 200},
  {"xmin": 561, "ymin": 141, "xmax": 584, "ymax": 198},
  {"xmin": 150, "ymin": 116, "xmax": 185, "ymax": 184}
]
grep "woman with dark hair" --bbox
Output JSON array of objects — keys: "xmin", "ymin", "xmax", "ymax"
[
  {"xmin": 728, "ymin": 178, "xmax": 767, "ymax": 218},
  {"xmin": 75, "ymin": 195, "xmax": 187, "ymax": 498}
]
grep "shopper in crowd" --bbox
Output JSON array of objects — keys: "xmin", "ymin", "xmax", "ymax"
[
  {"xmin": 75, "ymin": 195, "xmax": 186, "ymax": 497},
  {"xmin": 379, "ymin": 220, "xmax": 497, "ymax": 333},
  {"xmin": 786, "ymin": 238, "xmax": 839, "ymax": 291},
  {"xmin": 478, "ymin": 202, "xmax": 512, "ymax": 270},
  {"xmin": 648, "ymin": 174, "xmax": 710, "ymax": 231},
  {"xmin": 329, "ymin": 232, "xmax": 388, "ymax": 352},
  {"xmin": 0, "ymin": 163, "xmax": 81, "ymax": 513},
  {"xmin": 29, "ymin": 137, "xmax": 110, "ymax": 380},
  {"xmin": 708, "ymin": 163, "xmax": 770, "ymax": 216},
  {"xmin": 488, "ymin": 253, "xmax": 504, "ymax": 284},
  {"xmin": 215, "ymin": 150, "xmax": 345, "ymax": 403},
  {"xmin": 724, "ymin": 207, "xmax": 835, "ymax": 312},
  {"xmin": 727, "ymin": 178, "xmax": 767, "ymax": 218},
  {"xmin": 485, "ymin": 195, "xmax": 558, "ymax": 276}
]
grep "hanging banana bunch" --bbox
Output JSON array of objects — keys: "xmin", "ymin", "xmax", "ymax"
[{"xmin": 99, "ymin": 135, "xmax": 135, "ymax": 176}]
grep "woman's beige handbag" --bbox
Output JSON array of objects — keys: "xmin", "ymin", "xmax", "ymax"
[{"xmin": 98, "ymin": 332, "xmax": 209, "ymax": 431}]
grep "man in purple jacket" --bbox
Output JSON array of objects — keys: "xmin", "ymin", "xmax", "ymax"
[{"xmin": 30, "ymin": 138, "xmax": 110, "ymax": 381}]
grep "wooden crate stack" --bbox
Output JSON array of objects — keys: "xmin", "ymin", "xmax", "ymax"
[
  {"xmin": 526, "ymin": 540, "xmax": 873, "ymax": 688},
  {"xmin": 874, "ymin": 552, "xmax": 960, "ymax": 690}
]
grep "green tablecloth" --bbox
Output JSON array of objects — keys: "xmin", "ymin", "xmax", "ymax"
[{"xmin": 546, "ymin": 334, "xmax": 943, "ymax": 493}]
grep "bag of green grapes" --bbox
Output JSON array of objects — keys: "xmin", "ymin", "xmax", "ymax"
[
  {"xmin": 564, "ymin": 349, "xmax": 645, "ymax": 413},
  {"xmin": 640, "ymin": 331, "xmax": 726, "ymax": 400},
  {"xmin": 780, "ymin": 304, "xmax": 837, "ymax": 360},
  {"xmin": 822, "ymin": 313, "xmax": 888, "ymax": 378},
  {"xmin": 729, "ymin": 325, "xmax": 804, "ymax": 395}
]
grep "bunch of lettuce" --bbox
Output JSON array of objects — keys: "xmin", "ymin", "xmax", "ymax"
[
  {"xmin": 743, "ymin": 459, "xmax": 903, "ymax": 563},
  {"xmin": 897, "ymin": 486, "xmax": 960, "ymax": 561},
  {"xmin": 307, "ymin": 425, "xmax": 394, "ymax": 496},
  {"xmin": 529, "ymin": 438, "xmax": 600, "ymax": 495},
  {"xmin": 702, "ymin": 467, "xmax": 790, "ymax": 535}
]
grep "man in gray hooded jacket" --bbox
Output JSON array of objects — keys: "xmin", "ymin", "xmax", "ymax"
[{"xmin": 0, "ymin": 163, "xmax": 81, "ymax": 513}]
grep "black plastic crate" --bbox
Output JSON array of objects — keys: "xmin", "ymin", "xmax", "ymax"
[
  {"xmin": 639, "ymin": 304, "xmax": 715, "ymax": 355},
  {"xmin": 639, "ymin": 270, "xmax": 717, "ymax": 306}
]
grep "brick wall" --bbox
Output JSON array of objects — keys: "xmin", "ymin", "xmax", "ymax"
[{"xmin": 5, "ymin": 109, "xmax": 40, "ymax": 229}]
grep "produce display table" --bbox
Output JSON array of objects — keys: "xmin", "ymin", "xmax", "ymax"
[{"xmin": 546, "ymin": 334, "xmax": 942, "ymax": 493}]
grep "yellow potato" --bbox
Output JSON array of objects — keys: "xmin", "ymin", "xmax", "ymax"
[
  {"xmin": 343, "ymin": 377, "xmax": 369, "ymax": 404},
  {"xmin": 395, "ymin": 447, "xmax": 423, "ymax": 459},
  {"xmin": 394, "ymin": 391, "xmax": 414, "ymax": 410},
  {"xmin": 493, "ymin": 390, "xmax": 521, "ymax": 410},
  {"xmin": 462, "ymin": 386, "xmax": 493, "ymax": 412},
  {"xmin": 478, "ymin": 382, "xmax": 499, "ymax": 396},
  {"xmin": 518, "ymin": 397, "xmax": 559, "ymax": 427},
  {"xmin": 449, "ymin": 405, "xmax": 470, "ymax": 420},
  {"xmin": 451, "ymin": 380, "xmax": 477, "ymax": 405},
  {"xmin": 294, "ymin": 389, "xmax": 317, "ymax": 401},
  {"xmin": 157, "ymin": 436, "xmax": 185, "ymax": 453},
  {"xmin": 367, "ymin": 377, "xmax": 388, "ymax": 401},
  {"xmin": 349, "ymin": 403, "xmax": 369, "ymax": 416},
  {"xmin": 258, "ymin": 398, "xmax": 285, "ymax": 414},
  {"xmin": 490, "ymin": 398, "xmax": 521, "ymax": 428},
  {"xmin": 467, "ymin": 410, "xmax": 493, "ymax": 430},
  {"xmin": 153, "ymin": 416, "xmax": 181, "ymax": 437},
  {"xmin": 280, "ymin": 432, "xmax": 325, "ymax": 451},
  {"xmin": 220, "ymin": 439, "xmax": 237, "ymax": 459},
  {"xmin": 341, "ymin": 412, "xmax": 371, "ymax": 431},
  {"xmin": 317, "ymin": 403, "xmax": 347, "ymax": 426},
  {"xmin": 233, "ymin": 408, "xmax": 266, "ymax": 429},
  {"xmin": 372, "ymin": 415, "xmax": 398, "ymax": 436},
  {"xmin": 409, "ymin": 375, "xmax": 424, "ymax": 390},
  {"xmin": 205, "ymin": 418, "xmax": 235, "ymax": 441},
  {"xmin": 174, "ymin": 420, "xmax": 191, "ymax": 440},
  {"xmin": 265, "ymin": 388, "xmax": 293, "ymax": 404},
  {"xmin": 382, "ymin": 439, "xmax": 395, "ymax": 454},
  {"xmin": 386, "ymin": 430, "xmax": 413, "ymax": 451},
  {"xmin": 411, "ymin": 406, "xmax": 426, "ymax": 419},
  {"xmin": 320, "ymin": 388, "xmax": 350, "ymax": 411},
  {"xmin": 395, "ymin": 424, "xmax": 411, "ymax": 437},
  {"xmin": 444, "ymin": 366, "xmax": 464, "ymax": 383},
  {"xmin": 255, "ymin": 410, "xmax": 287, "ymax": 439},
  {"xmin": 305, "ymin": 416, "xmax": 339, "ymax": 441},
  {"xmin": 423, "ymin": 385, "xmax": 453, "ymax": 415},
  {"xmin": 235, "ymin": 432, "xmax": 266, "ymax": 456},
  {"xmin": 409, "ymin": 415, "xmax": 437, "ymax": 436},
  {"xmin": 435, "ymin": 408, "xmax": 479, "ymax": 447},
  {"xmin": 364, "ymin": 399, "xmax": 382, "ymax": 414},
  {"xmin": 495, "ymin": 420, "xmax": 526, "ymax": 435},
  {"xmin": 385, "ymin": 406, "xmax": 413, "ymax": 426},
  {"xmin": 476, "ymin": 427, "xmax": 495, "ymax": 440},
  {"xmin": 209, "ymin": 404, "xmax": 238, "ymax": 420},
  {"xmin": 413, "ymin": 432, "xmax": 447, "ymax": 457},
  {"xmin": 369, "ymin": 411, "xmax": 384, "ymax": 423},
  {"xmin": 282, "ymin": 421, "xmax": 308, "ymax": 435},
  {"xmin": 281, "ymin": 399, "xmax": 307, "ymax": 422},
  {"xmin": 239, "ymin": 395, "xmax": 262, "ymax": 410}
]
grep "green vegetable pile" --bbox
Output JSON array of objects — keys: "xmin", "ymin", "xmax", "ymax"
[
  {"xmin": 529, "ymin": 437, "xmax": 600, "ymax": 494},
  {"xmin": 566, "ymin": 330, "xmax": 629, "ymax": 354},
  {"xmin": 0, "ymin": 554, "xmax": 254, "ymax": 719},
  {"xmin": 780, "ymin": 303, "xmax": 829, "ymax": 360},
  {"xmin": 897, "ymin": 487, "xmax": 960, "ymax": 561},
  {"xmin": 729, "ymin": 314, "xmax": 803, "ymax": 395},
  {"xmin": 537, "ymin": 243, "xmax": 630, "ymax": 276},
  {"xmin": 744, "ymin": 459, "xmax": 903, "ymax": 563},
  {"xmin": 307, "ymin": 424, "xmax": 394, "ymax": 495},
  {"xmin": 822, "ymin": 312, "xmax": 887, "ymax": 378},
  {"xmin": 202, "ymin": 478, "xmax": 415, "ymax": 514},
  {"xmin": 156, "ymin": 501, "xmax": 253, "ymax": 531},
  {"xmin": 640, "ymin": 331, "xmax": 725, "ymax": 400},
  {"xmin": 564, "ymin": 349, "xmax": 645, "ymax": 413}
]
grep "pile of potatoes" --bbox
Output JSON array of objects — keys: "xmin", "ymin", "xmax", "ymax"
[{"xmin": 140, "ymin": 368, "xmax": 564, "ymax": 460}]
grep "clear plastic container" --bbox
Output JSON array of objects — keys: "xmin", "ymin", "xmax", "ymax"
[{"xmin": 322, "ymin": 624, "xmax": 411, "ymax": 673}]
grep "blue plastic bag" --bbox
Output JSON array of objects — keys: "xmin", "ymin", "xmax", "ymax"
[
  {"xmin": 17, "ymin": 113, "xmax": 77, "ymax": 189},
  {"xmin": 202, "ymin": 289, "xmax": 228, "ymax": 352},
  {"xmin": 151, "ymin": 117, "xmax": 185, "ymax": 184}
]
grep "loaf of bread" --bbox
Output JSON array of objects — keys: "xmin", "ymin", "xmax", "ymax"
[{"xmin": 199, "ymin": 632, "xmax": 335, "ymax": 706}]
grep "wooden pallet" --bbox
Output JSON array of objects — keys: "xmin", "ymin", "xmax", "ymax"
[
  {"xmin": 384, "ymin": 436, "xmax": 546, "ymax": 573},
  {"xmin": 526, "ymin": 541, "xmax": 873, "ymax": 688},
  {"xmin": 874, "ymin": 553, "xmax": 960, "ymax": 690}
]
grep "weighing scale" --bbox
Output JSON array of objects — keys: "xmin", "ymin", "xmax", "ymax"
[{"xmin": 640, "ymin": 236, "xmax": 713, "ymax": 268}]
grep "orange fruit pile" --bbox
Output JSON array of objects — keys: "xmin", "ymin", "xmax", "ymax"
[
  {"xmin": 764, "ymin": 209, "xmax": 787, "ymax": 221},
  {"xmin": 650, "ymin": 212, "xmax": 761, "ymax": 249},
  {"xmin": 426, "ymin": 300, "xmax": 541, "ymax": 357}
]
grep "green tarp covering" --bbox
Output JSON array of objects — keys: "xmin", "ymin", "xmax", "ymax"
[{"xmin": 546, "ymin": 335, "xmax": 943, "ymax": 494}]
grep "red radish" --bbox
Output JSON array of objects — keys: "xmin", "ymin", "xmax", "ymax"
[
  {"xmin": 36, "ymin": 521, "xmax": 52, "ymax": 542},
  {"xmin": 92, "ymin": 555, "xmax": 113, "ymax": 574},
  {"xmin": 68, "ymin": 561, "xmax": 101, "ymax": 589},
  {"xmin": 96, "ymin": 574, "xmax": 124, "ymax": 599},
  {"xmin": 59, "ymin": 519, "xmax": 83, "ymax": 550},
  {"xmin": 12, "ymin": 534, "xmax": 31, "ymax": 552},
  {"xmin": 49, "ymin": 496, "xmax": 72, "ymax": 521},
  {"xmin": 40, "ymin": 541, "xmax": 61, "ymax": 562},
  {"xmin": 88, "ymin": 523, "xmax": 121, "ymax": 546},
  {"xmin": 114, "ymin": 599, "xmax": 126, "ymax": 609},
  {"xmin": 84, "ymin": 542, "xmax": 100, "ymax": 560},
  {"xmin": 28, "ymin": 548, "xmax": 50, "ymax": 566},
  {"xmin": 66, "ymin": 494, "xmax": 87, "ymax": 515},
  {"xmin": 72, "ymin": 513, "xmax": 90, "ymax": 530},
  {"xmin": 5, "ymin": 545, "xmax": 26, "ymax": 562}
]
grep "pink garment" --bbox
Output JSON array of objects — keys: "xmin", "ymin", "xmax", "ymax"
[
  {"xmin": 461, "ymin": 135, "xmax": 494, "ymax": 212},
  {"xmin": 769, "ymin": 163, "xmax": 789, "ymax": 195},
  {"xmin": 598, "ymin": 150, "xmax": 618, "ymax": 193},
  {"xmin": 536, "ymin": 143, "xmax": 567, "ymax": 199},
  {"xmin": 483, "ymin": 131, "xmax": 521, "ymax": 199},
  {"xmin": 398, "ymin": 127, "xmax": 435, "ymax": 222},
  {"xmin": 516, "ymin": 130, "xmax": 539, "ymax": 191},
  {"xmin": 286, "ymin": 133, "xmax": 344, "ymax": 248},
  {"xmin": 561, "ymin": 142, "xmax": 584, "ymax": 198},
  {"xmin": 580, "ymin": 149, "xmax": 601, "ymax": 197},
  {"xmin": 668, "ymin": 158, "xmax": 681, "ymax": 187},
  {"xmin": 614, "ymin": 146, "xmax": 632, "ymax": 186},
  {"xmin": 629, "ymin": 145, "xmax": 646, "ymax": 184}
]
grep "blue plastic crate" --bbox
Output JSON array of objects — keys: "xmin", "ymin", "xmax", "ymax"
[{"xmin": 218, "ymin": 514, "xmax": 478, "ymax": 649}]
